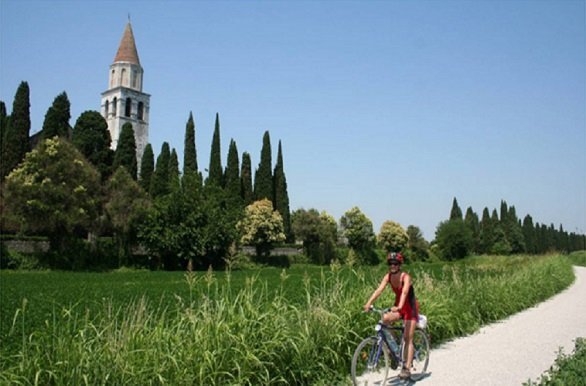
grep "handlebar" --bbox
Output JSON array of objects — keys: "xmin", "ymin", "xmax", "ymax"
[{"xmin": 367, "ymin": 305, "xmax": 392, "ymax": 315}]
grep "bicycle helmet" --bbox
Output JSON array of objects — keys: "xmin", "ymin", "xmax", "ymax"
[{"xmin": 387, "ymin": 252, "xmax": 403, "ymax": 265}]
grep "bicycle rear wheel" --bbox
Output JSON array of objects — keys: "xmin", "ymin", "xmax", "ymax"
[
  {"xmin": 351, "ymin": 336, "xmax": 389, "ymax": 386},
  {"xmin": 410, "ymin": 328, "xmax": 430, "ymax": 380}
]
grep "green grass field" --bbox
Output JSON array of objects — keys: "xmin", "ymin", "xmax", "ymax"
[{"xmin": 0, "ymin": 254, "xmax": 579, "ymax": 385}]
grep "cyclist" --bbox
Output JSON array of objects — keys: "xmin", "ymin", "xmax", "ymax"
[{"xmin": 363, "ymin": 252, "xmax": 419, "ymax": 380}]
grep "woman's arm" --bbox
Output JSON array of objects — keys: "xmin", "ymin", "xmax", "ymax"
[{"xmin": 363, "ymin": 274, "xmax": 389, "ymax": 311}]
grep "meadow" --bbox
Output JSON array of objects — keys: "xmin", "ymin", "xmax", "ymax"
[{"xmin": 1, "ymin": 253, "xmax": 582, "ymax": 385}]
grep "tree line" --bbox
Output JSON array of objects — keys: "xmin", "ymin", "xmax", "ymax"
[
  {"xmin": 1, "ymin": 81, "xmax": 293, "ymax": 270},
  {"xmin": 434, "ymin": 198, "xmax": 586, "ymax": 260},
  {"xmin": 1, "ymin": 82, "xmax": 584, "ymax": 270}
]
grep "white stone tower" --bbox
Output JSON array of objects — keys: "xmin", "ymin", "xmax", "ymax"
[{"xmin": 101, "ymin": 21, "xmax": 150, "ymax": 167}]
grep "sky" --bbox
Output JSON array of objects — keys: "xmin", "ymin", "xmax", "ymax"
[{"xmin": 1, "ymin": 0, "xmax": 585, "ymax": 240}]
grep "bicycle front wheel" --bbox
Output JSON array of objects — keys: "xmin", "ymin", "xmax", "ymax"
[
  {"xmin": 351, "ymin": 336, "xmax": 389, "ymax": 386},
  {"xmin": 410, "ymin": 328, "xmax": 430, "ymax": 380}
]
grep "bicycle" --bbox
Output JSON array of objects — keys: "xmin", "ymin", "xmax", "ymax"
[{"xmin": 351, "ymin": 306, "xmax": 430, "ymax": 385}]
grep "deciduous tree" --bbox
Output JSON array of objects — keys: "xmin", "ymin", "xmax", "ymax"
[
  {"xmin": 435, "ymin": 219, "xmax": 472, "ymax": 260},
  {"xmin": 238, "ymin": 199, "xmax": 285, "ymax": 257},
  {"xmin": 4, "ymin": 137, "xmax": 101, "ymax": 253},
  {"xmin": 340, "ymin": 207, "xmax": 377, "ymax": 264},
  {"xmin": 377, "ymin": 220, "xmax": 409, "ymax": 253},
  {"xmin": 105, "ymin": 167, "xmax": 151, "ymax": 266}
]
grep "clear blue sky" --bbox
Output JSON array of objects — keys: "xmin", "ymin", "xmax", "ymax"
[{"xmin": 1, "ymin": 0, "xmax": 585, "ymax": 240}]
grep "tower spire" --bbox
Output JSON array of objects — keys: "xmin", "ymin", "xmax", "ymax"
[{"xmin": 114, "ymin": 21, "xmax": 140, "ymax": 65}]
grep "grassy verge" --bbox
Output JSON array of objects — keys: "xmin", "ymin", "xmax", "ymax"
[
  {"xmin": 0, "ymin": 255, "xmax": 576, "ymax": 385},
  {"xmin": 524, "ymin": 338, "xmax": 586, "ymax": 386},
  {"xmin": 568, "ymin": 250, "xmax": 586, "ymax": 267}
]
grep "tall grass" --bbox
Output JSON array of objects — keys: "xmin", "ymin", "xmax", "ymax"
[{"xmin": 0, "ymin": 255, "xmax": 576, "ymax": 385}]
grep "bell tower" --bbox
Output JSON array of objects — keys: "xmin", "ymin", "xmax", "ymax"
[{"xmin": 101, "ymin": 21, "xmax": 150, "ymax": 166}]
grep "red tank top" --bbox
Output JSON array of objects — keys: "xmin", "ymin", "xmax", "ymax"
[{"xmin": 388, "ymin": 272, "xmax": 419, "ymax": 320}]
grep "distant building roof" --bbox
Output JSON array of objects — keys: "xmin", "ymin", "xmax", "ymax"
[{"xmin": 114, "ymin": 22, "xmax": 140, "ymax": 65}]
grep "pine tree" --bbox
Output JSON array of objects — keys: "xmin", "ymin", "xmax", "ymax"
[
  {"xmin": 42, "ymin": 91, "xmax": 71, "ymax": 139},
  {"xmin": 169, "ymin": 148, "xmax": 180, "ymax": 192},
  {"xmin": 241, "ymin": 151, "xmax": 253, "ymax": 205},
  {"xmin": 449, "ymin": 197, "xmax": 463, "ymax": 220},
  {"xmin": 113, "ymin": 122, "xmax": 137, "ymax": 179},
  {"xmin": 273, "ymin": 140, "xmax": 291, "ymax": 241},
  {"xmin": 2, "ymin": 81, "xmax": 30, "ymax": 179},
  {"xmin": 206, "ymin": 113, "xmax": 223, "ymax": 187},
  {"xmin": 139, "ymin": 143, "xmax": 154, "ymax": 192},
  {"xmin": 224, "ymin": 139, "xmax": 241, "ymax": 200},
  {"xmin": 183, "ymin": 112, "xmax": 198, "ymax": 175},
  {"xmin": 72, "ymin": 110, "xmax": 113, "ymax": 180},
  {"xmin": 150, "ymin": 142, "xmax": 171, "ymax": 198},
  {"xmin": 254, "ymin": 131, "xmax": 273, "ymax": 201}
]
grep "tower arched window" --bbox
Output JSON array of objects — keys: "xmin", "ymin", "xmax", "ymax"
[
  {"xmin": 121, "ymin": 69, "xmax": 127, "ymax": 86},
  {"xmin": 125, "ymin": 98, "xmax": 132, "ymax": 117},
  {"xmin": 137, "ymin": 102, "xmax": 144, "ymax": 120},
  {"xmin": 132, "ymin": 69, "xmax": 137, "ymax": 88},
  {"xmin": 105, "ymin": 100, "xmax": 109, "ymax": 117},
  {"xmin": 112, "ymin": 97, "xmax": 117, "ymax": 116}
]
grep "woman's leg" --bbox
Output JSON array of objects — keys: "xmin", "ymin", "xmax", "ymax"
[
  {"xmin": 403, "ymin": 319, "xmax": 417, "ymax": 369},
  {"xmin": 383, "ymin": 311, "xmax": 401, "ymax": 325}
]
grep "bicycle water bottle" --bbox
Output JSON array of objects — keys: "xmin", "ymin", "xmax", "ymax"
[{"xmin": 384, "ymin": 329, "xmax": 400, "ymax": 355}]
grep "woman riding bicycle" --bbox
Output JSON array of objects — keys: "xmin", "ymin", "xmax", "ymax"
[{"xmin": 363, "ymin": 252, "xmax": 419, "ymax": 380}]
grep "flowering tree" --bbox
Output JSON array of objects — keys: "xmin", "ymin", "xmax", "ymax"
[
  {"xmin": 4, "ymin": 137, "xmax": 101, "ymax": 252},
  {"xmin": 377, "ymin": 220, "xmax": 409, "ymax": 253},
  {"xmin": 238, "ymin": 199, "xmax": 285, "ymax": 257}
]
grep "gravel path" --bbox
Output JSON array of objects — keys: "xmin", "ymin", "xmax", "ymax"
[{"xmin": 356, "ymin": 266, "xmax": 586, "ymax": 386}]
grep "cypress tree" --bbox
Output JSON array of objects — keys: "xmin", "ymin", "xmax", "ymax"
[
  {"xmin": 254, "ymin": 131, "xmax": 273, "ymax": 201},
  {"xmin": 150, "ymin": 142, "xmax": 171, "ymax": 198},
  {"xmin": 449, "ymin": 197, "xmax": 463, "ymax": 221},
  {"xmin": 464, "ymin": 207, "xmax": 480, "ymax": 253},
  {"xmin": 2, "ymin": 81, "xmax": 30, "ymax": 179},
  {"xmin": 139, "ymin": 143, "xmax": 154, "ymax": 192},
  {"xmin": 169, "ymin": 148, "xmax": 180, "ymax": 192},
  {"xmin": 206, "ymin": 113, "xmax": 223, "ymax": 187},
  {"xmin": 479, "ymin": 207, "xmax": 494, "ymax": 254},
  {"xmin": 42, "ymin": 91, "xmax": 71, "ymax": 139},
  {"xmin": 224, "ymin": 139, "xmax": 241, "ymax": 200},
  {"xmin": 273, "ymin": 140, "xmax": 291, "ymax": 241},
  {"xmin": 113, "ymin": 122, "xmax": 137, "ymax": 179},
  {"xmin": 500, "ymin": 200, "xmax": 509, "ymax": 225},
  {"xmin": 507, "ymin": 205, "xmax": 526, "ymax": 253},
  {"xmin": 72, "ymin": 110, "xmax": 113, "ymax": 180},
  {"xmin": 183, "ymin": 112, "xmax": 198, "ymax": 175},
  {"xmin": 522, "ymin": 215, "xmax": 535, "ymax": 254},
  {"xmin": 0, "ymin": 101, "xmax": 7, "ymax": 172},
  {"xmin": 241, "ymin": 151, "xmax": 253, "ymax": 205}
]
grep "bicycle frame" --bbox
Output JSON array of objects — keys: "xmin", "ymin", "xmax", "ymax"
[{"xmin": 373, "ymin": 318, "xmax": 404, "ymax": 366}]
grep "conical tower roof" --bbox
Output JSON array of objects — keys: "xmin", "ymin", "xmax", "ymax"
[{"xmin": 114, "ymin": 22, "xmax": 140, "ymax": 65}]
